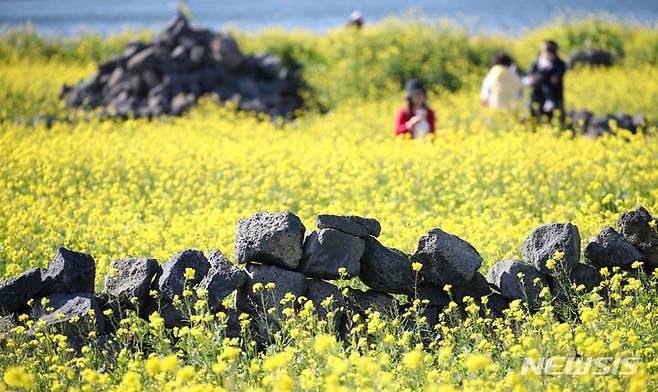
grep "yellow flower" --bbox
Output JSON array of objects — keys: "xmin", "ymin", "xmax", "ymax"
[
  {"xmin": 314, "ymin": 334, "xmax": 338, "ymax": 354},
  {"xmin": 3, "ymin": 367, "xmax": 35, "ymax": 390},
  {"xmin": 402, "ymin": 350, "xmax": 423, "ymax": 370},
  {"xmin": 464, "ymin": 354, "xmax": 494, "ymax": 371},
  {"xmin": 184, "ymin": 268, "xmax": 196, "ymax": 281},
  {"xmin": 176, "ymin": 366, "xmax": 195, "ymax": 383},
  {"xmin": 412, "ymin": 262, "xmax": 423, "ymax": 272},
  {"xmin": 160, "ymin": 355, "xmax": 178, "ymax": 372},
  {"xmin": 149, "ymin": 312, "xmax": 165, "ymax": 329}
]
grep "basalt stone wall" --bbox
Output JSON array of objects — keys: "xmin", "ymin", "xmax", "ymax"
[
  {"xmin": 1, "ymin": 206, "xmax": 656, "ymax": 348},
  {"xmin": 61, "ymin": 13, "xmax": 305, "ymax": 119}
]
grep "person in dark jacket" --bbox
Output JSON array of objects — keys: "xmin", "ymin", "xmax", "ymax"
[
  {"xmin": 394, "ymin": 79, "xmax": 436, "ymax": 139},
  {"xmin": 525, "ymin": 40, "xmax": 567, "ymax": 120}
]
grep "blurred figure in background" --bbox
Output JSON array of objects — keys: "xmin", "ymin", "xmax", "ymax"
[
  {"xmin": 480, "ymin": 50, "xmax": 523, "ymax": 110},
  {"xmin": 348, "ymin": 11, "xmax": 364, "ymax": 29},
  {"xmin": 525, "ymin": 40, "xmax": 567, "ymax": 120},
  {"xmin": 395, "ymin": 79, "xmax": 436, "ymax": 139}
]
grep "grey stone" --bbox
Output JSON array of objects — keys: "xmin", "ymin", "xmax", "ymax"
[
  {"xmin": 567, "ymin": 48, "xmax": 614, "ymax": 69},
  {"xmin": 210, "ymin": 32, "xmax": 244, "ymax": 70},
  {"xmin": 170, "ymin": 94, "xmax": 196, "ymax": 115},
  {"xmin": 30, "ymin": 293, "xmax": 105, "ymax": 336},
  {"xmin": 569, "ymin": 263, "xmax": 603, "ymax": 293},
  {"xmin": 316, "ymin": 214, "xmax": 381, "ymax": 238},
  {"xmin": 104, "ymin": 258, "xmax": 160, "ymax": 310},
  {"xmin": 618, "ymin": 206, "xmax": 658, "ymax": 268},
  {"xmin": 140, "ymin": 296, "xmax": 185, "ymax": 329},
  {"xmin": 584, "ymin": 226, "xmax": 645, "ymax": 269},
  {"xmin": 93, "ymin": 293, "xmax": 126, "ymax": 334},
  {"xmin": 413, "ymin": 228, "xmax": 483, "ymax": 286},
  {"xmin": 235, "ymin": 263, "xmax": 307, "ymax": 318},
  {"xmin": 451, "ymin": 272, "xmax": 492, "ymax": 303},
  {"xmin": 299, "ymin": 229, "xmax": 364, "ymax": 279},
  {"xmin": 224, "ymin": 308, "xmax": 243, "ymax": 338},
  {"xmin": 196, "ymin": 249, "xmax": 248, "ymax": 312},
  {"xmin": 126, "ymin": 47, "xmax": 159, "ymax": 72},
  {"xmin": 0, "ymin": 268, "xmax": 42, "ymax": 315},
  {"xmin": 486, "ymin": 259, "xmax": 548, "ymax": 307},
  {"xmin": 234, "ymin": 211, "xmax": 306, "ymax": 269},
  {"xmin": 235, "ymin": 263, "xmax": 307, "ymax": 343},
  {"xmin": 304, "ymin": 279, "xmax": 345, "ymax": 321},
  {"xmin": 40, "ymin": 247, "xmax": 96, "ymax": 296},
  {"xmin": 521, "ymin": 223, "xmax": 581, "ymax": 275},
  {"xmin": 345, "ymin": 288, "xmax": 397, "ymax": 314},
  {"xmin": 359, "ymin": 236, "xmax": 415, "ymax": 295},
  {"xmin": 483, "ymin": 293, "xmax": 509, "ymax": 318},
  {"xmin": 412, "ymin": 283, "xmax": 450, "ymax": 308},
  {"xmin": 157, "ymin": 249, "xmax": 210, "ymax": 301}
]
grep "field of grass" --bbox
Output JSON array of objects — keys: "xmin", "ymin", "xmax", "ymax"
[{"xmin": 1, "ymin": 17, "xmax": 658, "ymax": 391}]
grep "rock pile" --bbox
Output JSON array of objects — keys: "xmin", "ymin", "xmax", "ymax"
[
  {"xmin": 1, "ymin": 206, "xmax": 656, "ymax": 348},
  {"xmin": 567, "ymin": 48, "xmax": 614, "ymax": 69},
  {"xmin": 566, "ymin": 110, "xmax": 648, "ymax": 139},
  {"xmin": 61, "ymin": 14, "xmax": 304, "ymax": 119}
]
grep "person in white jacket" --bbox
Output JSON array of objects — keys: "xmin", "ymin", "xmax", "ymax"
[{"xmin": 480, "ymin": 51, "xmax": 524, "ymax": 110}]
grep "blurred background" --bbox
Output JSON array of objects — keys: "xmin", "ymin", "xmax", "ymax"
[{"xmin": 1, "ymin": 0, "xmax": 658, "ymax": 35}]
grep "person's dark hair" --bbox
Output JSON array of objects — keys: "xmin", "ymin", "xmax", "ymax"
[
  {"xmin": 542, "ymin": 40, "xmax": 559, "ymax": 54},
  {"xmin": 404, "ymin": 79, "xmax": 427, "ymax": 112},
  {"xmin": 491, "ymin": 50, "xmax": 513, "ymax": 67}
]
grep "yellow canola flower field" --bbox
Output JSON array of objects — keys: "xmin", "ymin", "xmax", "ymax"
[{"xmin": 1, "ymin": 51, "xmax": 658, "ymax": 390}]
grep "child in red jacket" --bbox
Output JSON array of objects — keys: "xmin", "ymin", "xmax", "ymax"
[{"xmin": 395, "ymin": 79, "xmax": 435, "ymax": 139}]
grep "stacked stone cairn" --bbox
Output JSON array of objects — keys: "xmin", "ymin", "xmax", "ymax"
[
  {"xmin": 61, "ymin": 13, "xmax": 304, "ymax": 119},
  {"xmin": 1, "ymin": 206, "xmax": 657, "ymax": 350}
]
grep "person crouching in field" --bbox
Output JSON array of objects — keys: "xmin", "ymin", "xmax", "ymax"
[
  {"xmin": 395, "ymin": 79, "xmax": 436, "ymax": 140},
  {"xmin": 480, "ymin": 51, "xmax": 523, "ymax": 110},
  {"xmin": 525, "ymin": 40, "xmax": 567, "ymax": 121}
]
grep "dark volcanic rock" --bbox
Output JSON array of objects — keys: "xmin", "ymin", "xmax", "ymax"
[
  {"xmin": 235, "ymin": 263, "xmax": 307, "ymax": 343},
  {"xmin": 157, "ymin": 249, "xmax": 210, "ymax": 301},
  {"xmin": 235, "ymin": 263, "xmax": 307, "ymax": 318},
  {"xmin": 315, "ymin": 214, "xmax": 381, "ymax": 238},
  {"xmin": 568, "ymin": 48, "xmax": 614, "ymax": 69},
  {"xmin": 305, "ymin": 279, "xmax": 345, "ymax": 329},
  {"xmin": 584, "ymin": 226, "xmax": 645, "ymax": 269},
  {"xmin": 413, "ymin": 228, "xmax": 483, "ymax": 286},
  {"xmin": 359, "ymin": 236, "xmax": 415, "ymax": 295},
  {"xmin": 344, "ymin": 288, "xmax": 398, "ymax": 315},
  {"xmin": 140, "ymin": 296, "xmax": 185, "ymax": 329},
  {"xmin": 104, "ymin": 258, "xmax": 161, "ymax": 309},
  {"xmin": 234, "ymin": 211, "xmax": 306, "ymax": 270},
  {"xmin": 617, "ymin": 206, "xmax": 658, "ymax": 268},
  {"xmin": 299, "ymin": 229, "xmax": 365, "ymax": 279},
  {"xmin": 61, "ymin": 14, "xmax": 304, "ymax": 118},
  {"xmin": 40, "ymin": 247, "xmax": 96, "ymax": 296},
  {"xmin": 451, "ymin": 272, "xmax": 492, "ymax": 303},
  {"xmin": 484, "ymin": 293, "xmax": 510, "ymax": 318},
  {"xmin": 30, "ymin": 293, "xmax": 105, "ymax": 336},
  {"xmin": 486, "ymin": 259, "xmax": 548, "ymax": 307},
  {"xmin": 569, "ymin": 263, "xmax": 603, "ymax": 293},
  {"xmin": 196, "ymin": 249, "xmax": 248, "ymax": 312},
  {"xmin": 521, "ymin": 223, "xmax": 581, "ymax": 276},
  {"xmin": 0, "ymin": 268, "xmax": 42, "ymax": 315},
  {"xmin": 412, "ymin": 283, "xmax": 451, "ymax": 308}
]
